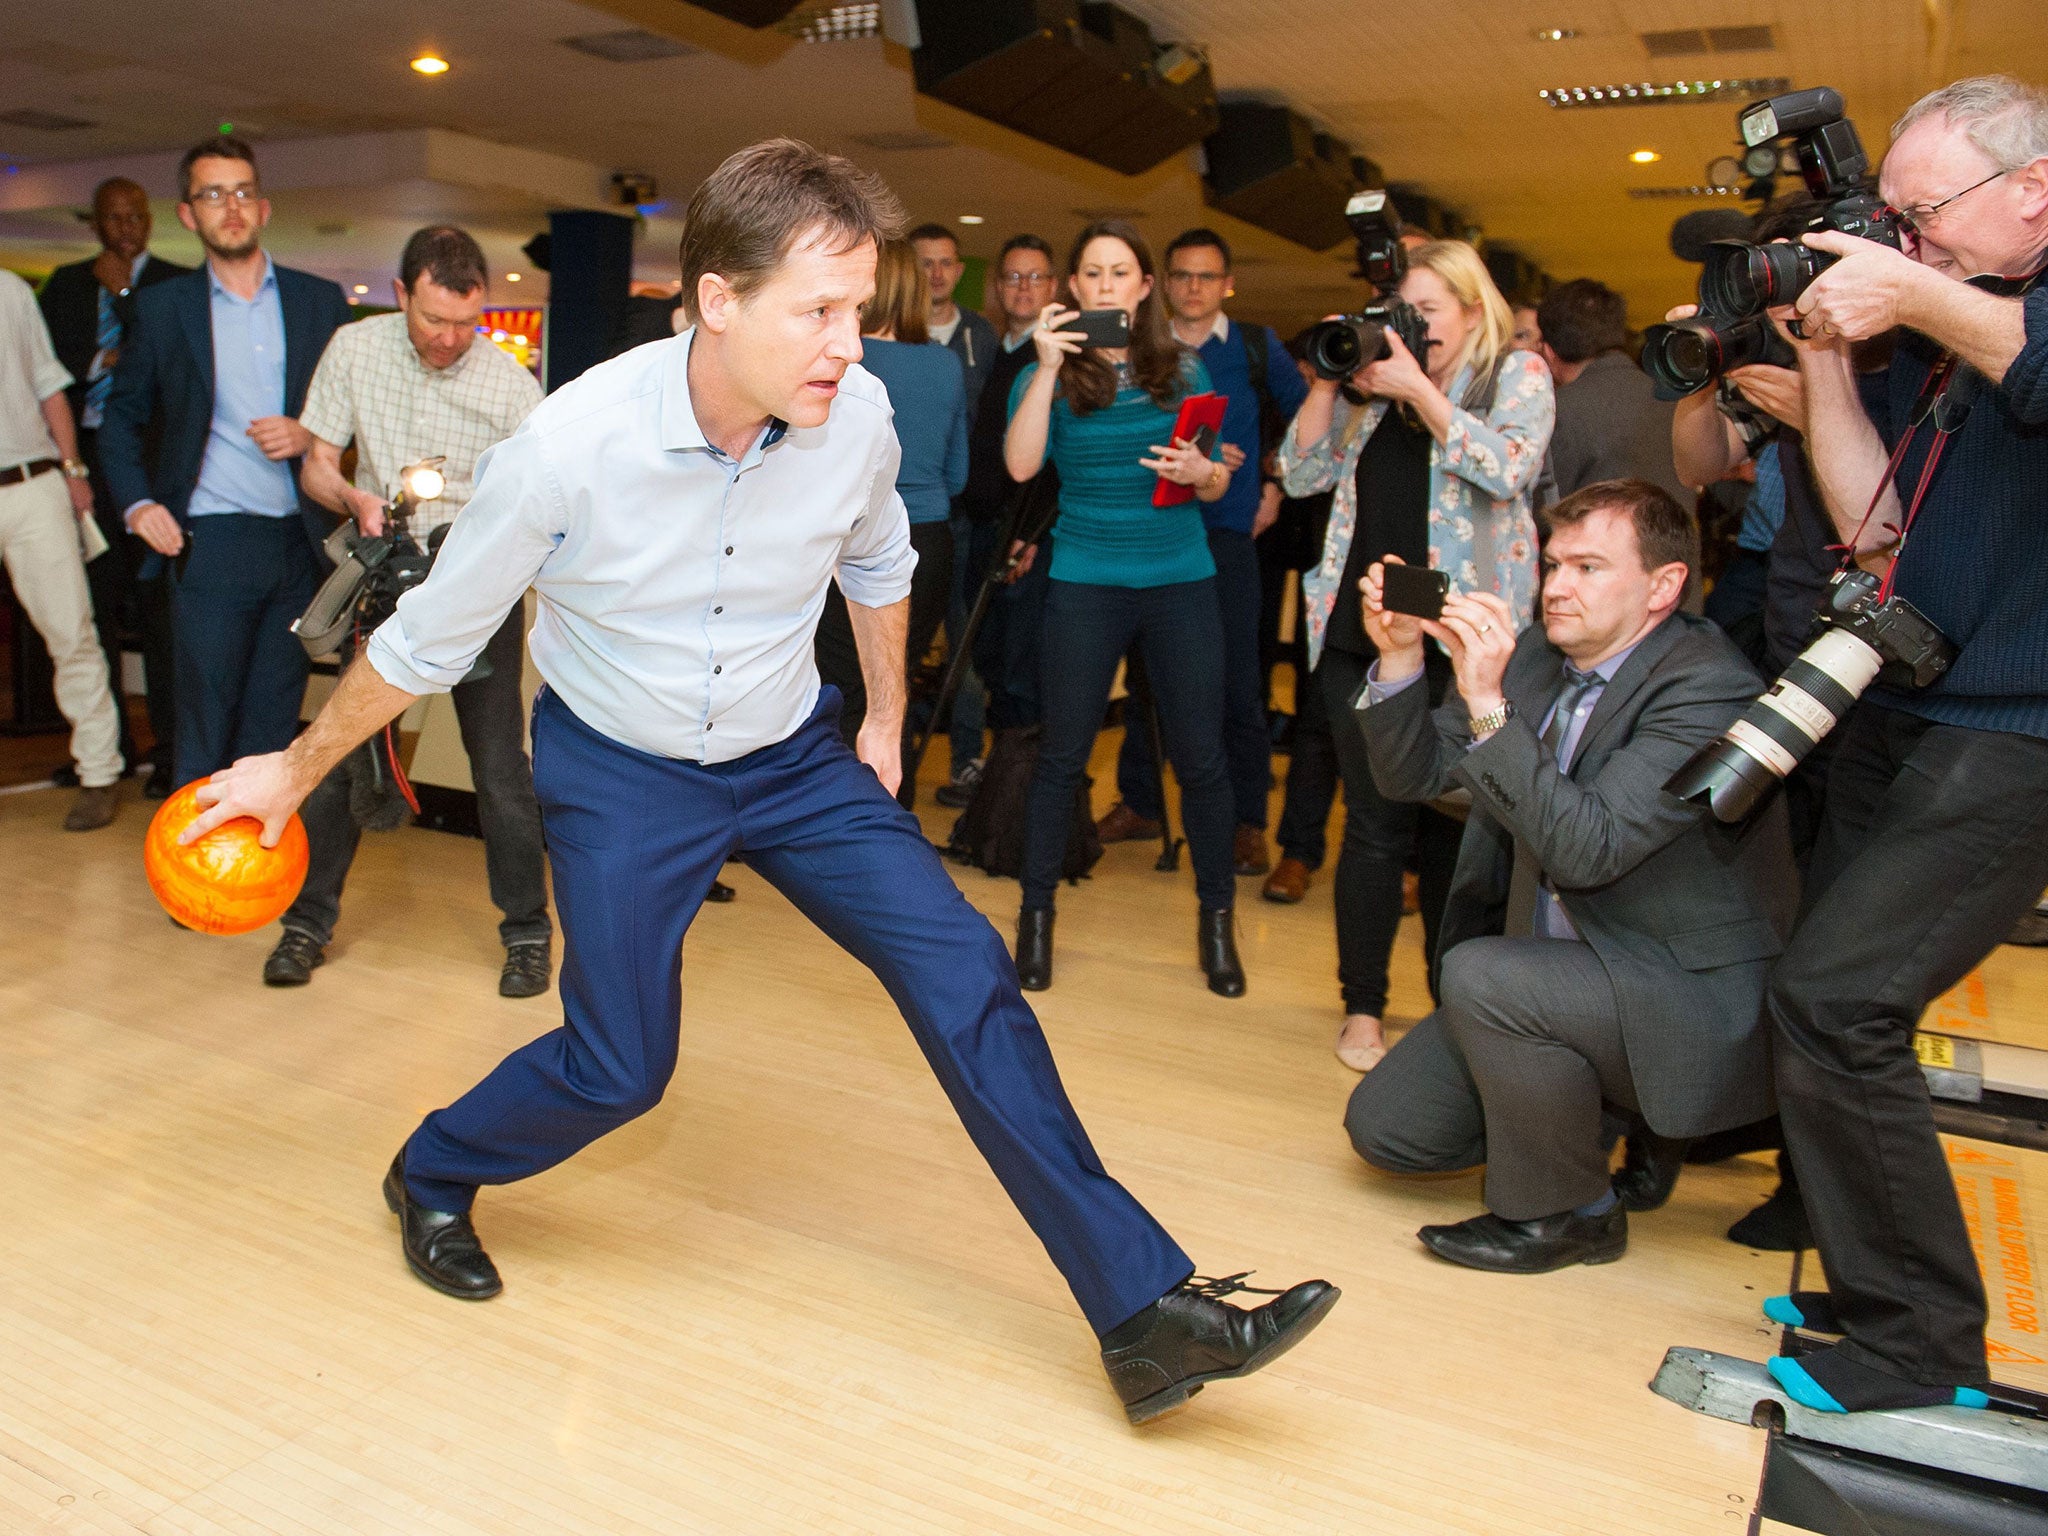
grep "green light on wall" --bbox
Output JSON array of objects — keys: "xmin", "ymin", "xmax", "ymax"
[{"xmin": 218, "ymin": 122, "xmax": 234, "ymax": 134}]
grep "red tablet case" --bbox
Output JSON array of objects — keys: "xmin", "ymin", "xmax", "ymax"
[{"xmin": 1152, "ymin": 392, "xmax": 1229, "ymax": 507}]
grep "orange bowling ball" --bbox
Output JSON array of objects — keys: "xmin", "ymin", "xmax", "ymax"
[{"xmin": 143, "ymin": 779, "xmax": 309, "ymax": 936}]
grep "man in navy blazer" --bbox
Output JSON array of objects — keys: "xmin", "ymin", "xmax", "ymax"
[{"xmin": 99, "ymin": 137, "xmax": 352, "ymax": 789}]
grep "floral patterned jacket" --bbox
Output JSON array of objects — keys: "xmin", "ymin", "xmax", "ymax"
[{"xmin": 1277, "ymin": 348, "xmax": 1555, "ymax": 671}]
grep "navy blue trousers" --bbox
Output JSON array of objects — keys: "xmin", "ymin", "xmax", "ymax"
[
  {"xmin": 403, "ymin": 686, "xmax": 1193, "ymax": 1334},
  {"xmin": 170, "ymin": 513, "xmax": 318, "ymax": 787},
  {"xmin": 1116, "ymin": 529, "xmax": 1273, "ymax": 830}
]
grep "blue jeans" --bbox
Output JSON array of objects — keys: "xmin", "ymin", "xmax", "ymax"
[
  {"xmin": 403, "ymin": 686, "xmax": 1192, "ymax": 1335},
  {"xmin": 1115, "ymin": 529, "xmax": 1272, "ymax": 829},
  {"xmin": 1021, "ymin": 578, "xmax": 1236, "ymax": 912}
]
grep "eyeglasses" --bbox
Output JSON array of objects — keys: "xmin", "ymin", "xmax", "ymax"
[
  {"xmin": 187, "ymin": 185, "xmax": 260, "ymax": 206},
  {"xmin": 998, "ymin": 271, "xmax": 1054, "ymax": 288},
  {"xmin": 1892, "ymin": 169, "xmax": 2005, "ymax": 235},
  {"xmin": 1166, "ymin": 270, "xmax": 1228, "ymax": 285}
]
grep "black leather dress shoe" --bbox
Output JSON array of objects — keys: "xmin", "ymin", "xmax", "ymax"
[
  {"xmin": 263, "ymin": 929, "xmax": 326, "ymax": 986},
  {"xmin": 705, "ymin": 878, "xmax": 736, "ymax": 904},
  {"xmin": 1418, "ymin": 1205, "xmax": 1627, "ymax": 1274},
  {"xmin": 144, "ymin": 761, "xmax": 175, "ymax": 800},
  {"xmin": 1102, "ymin": 1272, "xmax": 1340, "ymax": 1425},
  {"xmin": 1015, "ymin": 908, "xmax": 1053, "ymax": 991},
  {"xmin": 499, "ymin": 942, "xmax": 551, "ymax": 998},
  {"xmin": 1612, "ymin": 1127, "xmax": 1688, "ymax": 1212},
  {"xmin": 1197, "ymin": 908, "xmax": 1245, "ymax": 998},
  {"xmin": 382, "ymin": 1154, "xmax": 502, "ymax": 1300}
]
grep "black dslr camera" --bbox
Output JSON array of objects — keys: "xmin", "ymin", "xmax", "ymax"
[
  {"xmin": 293, "ymin": 458, "xmax": 453, "ymax": 659},
  {"xmin": 1644, "ymin": 87, "xmax": 1905, "ymax": 398},
  {"xmin": 1665, "ymin": 567, "xmax": 1954, "ymax": 823},
  {"xmin": 1302, "ymin": 192, "xmax": 1433, "ymax": 381}
]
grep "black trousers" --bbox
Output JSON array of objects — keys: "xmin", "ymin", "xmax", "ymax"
[
  {"xmin": 1274, "ymin": 655, "xmax": 1340, "ymax": 869},
  {"xmin": 969, "ymin": 519, "xmax": 1052, "ymax": 733},
  {"xmin": 169, "ymin": 513, "xmax": 318, "ymax": 788},
  {"xmin": 1770, "ymin": 701, "xmax": 2048, "ymax": 1387},
  {"xmin": 1115, "ymin": 528, "xmax": 1274, "ymax": 830},
  {"xmin": 1321, "ymin": 646, "xmax": 1461, "ymax": 1017},
  {"xmin": 1022, "ymin": 577, "xmax": 1235, "ymax": 912},
  {"xmin": 284, "ymin": 609, "xmax": 551, "ymax": 951}
]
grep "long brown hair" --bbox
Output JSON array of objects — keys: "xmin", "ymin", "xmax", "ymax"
[
  {"xmin": 1055, "ymin": 220, "xmax": 1187, "ymax": 416},
  {"xmin": 862, "ymin": 238, "xmax": 928, "ymax": 343}
]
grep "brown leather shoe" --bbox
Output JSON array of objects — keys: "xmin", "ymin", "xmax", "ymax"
[
  {"xmin": 1096, "ymin": 802, "xmax": 1162, "ymax": 844},
  {"xmin": 1262, "ymin": 857, "xmax": 1311, "ymax": 904},
  {"xmin": 1232, "ymin": 824, "xmax": 1270, "ymax": 877},
  {"xmin": 63, "ymin": 784, "xmax": 120, "ymax": 831}
]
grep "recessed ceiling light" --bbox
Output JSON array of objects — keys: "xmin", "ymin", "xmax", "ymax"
[
  {"xmin": 1630, "ymin": 149, "xmax": 1662, "ymax": 163},
  {"xmin": 1532, "ymin": 27, "xmax": 1579, "ymax": 42},
  {"xmin": 506, "ymin": 272, "xmax": 521, "ymax": 282},
  {"xmin": 957, "ymin": 214, "xmax": 984, "ymax": 225},
  {"xmin": 351, "ymin": 284, "xmax": 368, "ymax": 296},
  {"xmin": 411, "ymin": 54, "xmax": 450, "ymax": 76}
]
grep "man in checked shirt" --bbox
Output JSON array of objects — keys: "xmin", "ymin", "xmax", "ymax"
[{"xmin": 274, "ymin": 226, "xmax": 554, "ymax": 998}]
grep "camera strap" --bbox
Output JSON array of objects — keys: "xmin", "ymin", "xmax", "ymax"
[{"xmin": 1836, "ymin": 353, "xmax": 1960, "ymax": 601}]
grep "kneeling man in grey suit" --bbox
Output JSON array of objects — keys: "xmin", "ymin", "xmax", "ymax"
[{"xmin": 1345, "ymin": 478, "xmax": 1796, "ymax": 1273}]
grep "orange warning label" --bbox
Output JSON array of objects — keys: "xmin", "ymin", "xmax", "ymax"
[
  {"xmin": 1928, "ymin": 970, "xmax": 1991, "ymax": 1035},
  {"xmin": 1948, "ymin": 1144, "xmax": 2015, "ymax": 1169},
  {"xmin": 1989, "ymin": 1340, "xmax": 2047, "ymax": 1365},
  {"xmin": 1955, "ymin": 1168, "xmax": 2041, "ymax": 1345}
]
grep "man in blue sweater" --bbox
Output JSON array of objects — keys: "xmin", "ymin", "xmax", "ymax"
[
  {"xmin": 1104, "ymin": 230, "xmax": 1308, "ymax": 872},
  {"xmin": 1760, "ymin": 75, "xmax": 2048, "ymax": 1416}
]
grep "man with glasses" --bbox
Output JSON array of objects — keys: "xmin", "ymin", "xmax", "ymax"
[
  {"xmin": 1748, "ymin": 75, "xmax": 2048, "ymax": 1416},
  {"xmin": 1103, "ymin": 229, "xmax": 1307, "ymax": 877},
  {"xmin": 100, "ymin": 137, "xmax": 352, "ymax": 792},
  {"xmin": 37, "ymin": 178, "xmax": 188, "ymax": 796},
  {"xmin": 909, "ymin": 224, "xmax": 1000, "ymax": 797},
  {"xmin": 956, "ymin": 234, "xmax": 1060, "ymax": 751}
]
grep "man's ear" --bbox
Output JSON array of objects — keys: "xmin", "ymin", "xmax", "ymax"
[
  {"xmin": 176, "ymin": 202, "xmax": 198, "ymax": 236},
  {"xmin": 1650, "ymin": 560, "xmax": 1691, "ymax": 615},
  {"xmin": 696, "ymin": 273, "xmax": 736, "ymax": 334}
]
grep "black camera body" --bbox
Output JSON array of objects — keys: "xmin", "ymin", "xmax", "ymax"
[
  {"xmin": 1815, "ymin": 566, "xmax": 1955, "ymax": 692},
  {"xmin": 1643, "ymin": 86, "xmax": 1902, "ymax": 399},
  {"xmin": 1303, "ymin": 191, "xmax": 1433, "ymax": 381}
]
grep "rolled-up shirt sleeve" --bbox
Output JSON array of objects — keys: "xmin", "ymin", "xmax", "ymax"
[
  {"xmin": 365, "ymin": 425, "xmax": 560, "ymax": 695},
  {"xmin": 835, "ymin": 430, "xmax": 916, "ymax": 607}
]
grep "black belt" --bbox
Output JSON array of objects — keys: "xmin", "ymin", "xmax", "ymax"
[{"xmin": 0, "ymin": 458, "xmax": 60, "ymax": 487}]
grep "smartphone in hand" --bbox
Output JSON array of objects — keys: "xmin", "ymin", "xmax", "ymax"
[
  {"xmin": 1378, "ymin": 561, "xmax": 1450, "ymax": 621},
  {"xmin": 1068, "ymin": 308, "xmax": 1131, "ymax": 349}
]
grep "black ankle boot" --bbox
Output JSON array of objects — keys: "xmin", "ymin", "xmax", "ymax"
[
  {"xmin": 1198, "ymin": 908, "xmax": 1245, "ymax": 997},
  {"xmin": 1015, "ymin": 908, "xmax": 1054, "ymax": 991}
]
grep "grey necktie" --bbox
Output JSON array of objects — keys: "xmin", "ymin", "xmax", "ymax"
[{"xmin": 1503, "ymin": 668, "xmax": 1600, "ymax": 938}]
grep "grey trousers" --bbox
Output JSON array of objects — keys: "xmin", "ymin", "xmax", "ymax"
[{"xmin": 1344, "ymin": 936, "xmax": 1639, "ymax": 1221}]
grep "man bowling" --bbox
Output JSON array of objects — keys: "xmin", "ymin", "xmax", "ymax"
[{"xmin": 188, "ymin": 139, "xmax": 1336, "ymax": 1425}]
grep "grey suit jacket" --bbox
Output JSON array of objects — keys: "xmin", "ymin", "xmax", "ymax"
[
  {"xmin": 1544, "ymin": 352, "xmax": 1689, "ymax": 508},
  {"xmin": 1355, "ymin": 612, "xmax": 1796, "ymax": 1136}
]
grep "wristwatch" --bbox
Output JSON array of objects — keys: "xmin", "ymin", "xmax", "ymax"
[
  {"xmin": 1468, "ymin": 700, "xmax": 1515, "ymax": 738},
  {"xmin": 61, "ymin": 457, "xmax": 91, "ymax": 481}
]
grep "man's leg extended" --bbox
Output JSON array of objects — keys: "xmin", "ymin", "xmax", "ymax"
[
  {"xmin": 401, "ymin": 690, "xmax": 732, "ymax": 1212},
  {"xmin": 736, "ymin": 704, "xmax": 1193, "ymax": 1334}
]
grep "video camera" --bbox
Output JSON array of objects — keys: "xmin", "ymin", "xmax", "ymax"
[
  {"xmin": 293, "ymin": 458, "xmax": 451, "ymax": 660},
  {"xmin": 1643, "ymin": 87, "xmax": 1905, "ymax": 398},
  {"xmin": 1302, "ymin": 191, "xmax": 1433, "ymax": 381}
]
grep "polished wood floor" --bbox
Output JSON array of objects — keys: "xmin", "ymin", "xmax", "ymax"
[{"xmin": 0, "ymin": 728, "xmax": 2037, "ymax": 1534}]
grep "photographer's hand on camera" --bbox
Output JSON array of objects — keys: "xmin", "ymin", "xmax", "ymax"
[
  {"xmin": 347, "ymin": 487, "xmax": 390, "ymax": 538},
  {"xmin": 1792, "ymin": 230, "xmax": 1935, "ymax": 343},
  {"xmin": 1360, "ymin": 557, "xmax": 1427, "ymax": 676}
]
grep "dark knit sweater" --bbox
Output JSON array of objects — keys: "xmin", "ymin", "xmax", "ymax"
[{"xmin": 1863, "ymin": 278, "xmax": 2048, "ymax": 738}]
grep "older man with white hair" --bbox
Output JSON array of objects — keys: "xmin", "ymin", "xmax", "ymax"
[{"xmin": 1755, "ymin": 74, "xmax": 2048, "ymax": 1416}]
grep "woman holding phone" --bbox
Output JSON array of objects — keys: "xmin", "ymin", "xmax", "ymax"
[
  {"xmin": 1276, "ymin": 238, "xmax": 1552, "ymax": 1072},
  {"xmin": 1003, "ymin": 220, "xmax": 1240, "ymax": 996}
]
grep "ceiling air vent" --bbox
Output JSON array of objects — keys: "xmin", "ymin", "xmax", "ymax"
[
  {"xmin": 559, "ymin": 31, "xmax": 698, "ymax": 63},
  {"xmin": 0, "ymin": 108, "xmax": 96, "ymax": 130}
]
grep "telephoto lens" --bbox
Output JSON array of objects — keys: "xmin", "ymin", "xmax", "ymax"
[
  {"xmin": 1305, "ymin": 314, "xmax": 1390, "ymax": 380},
  {"xmin": 1640, "ymin": 313, "xmax": 1787, "ymax": 399},
  {"xmin": 1665, "ymin": 628, "xmax": 1882, "ymax": 822}
]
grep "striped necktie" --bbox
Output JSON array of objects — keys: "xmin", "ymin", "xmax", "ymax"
[{"xmin": 84, "ymin": 286, "xmax": 121, "ymax": 427}]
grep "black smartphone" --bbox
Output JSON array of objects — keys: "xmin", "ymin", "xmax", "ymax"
[
  {"xmin": 1379, "ymin": 561, "xmax": 1449, "ymax": 621},
  {"xmin": 1068, "ymin": 308, "xmax": 1131, "ymax": 349}
]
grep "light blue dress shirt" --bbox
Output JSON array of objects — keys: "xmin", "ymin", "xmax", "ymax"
[
  {"xmin": 366, "ymin": 328, "xmax": 916, "ymax": 764},
  {"xmin": 1363, "ymin": 634, "xmax": 1644, "ymax": 939},
  {"xmin": 187, "ymin": 255, "xmax": 297, "ymax": 519}
]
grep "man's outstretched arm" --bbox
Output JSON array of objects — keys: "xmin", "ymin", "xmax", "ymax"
[
  {"xmin": 845, "ymin": 593, "xmax": 910, "ymax": 796},
  {"xmin": 183, "ymin": 658, "xmax": 417, "ymax": 847}
]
